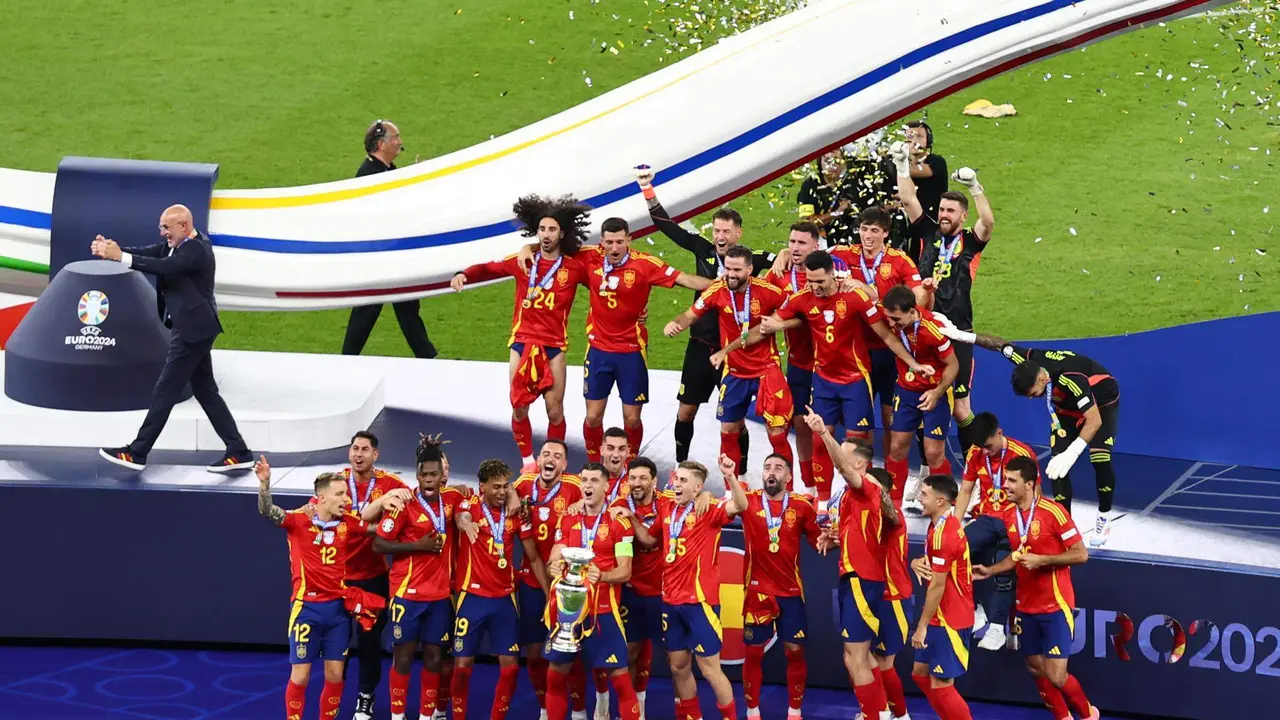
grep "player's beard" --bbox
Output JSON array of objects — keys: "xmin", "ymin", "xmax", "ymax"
[
  {"xmin": 938, "ymin": 218, "xmax": 956, "ymax": 235},
  {"xmin": 726, "ymin": 275, "xmax": 747, "ymax": 291},
  {"xmin": 763, "ymin": 477, "xmax": 783, "ymax": 496}
]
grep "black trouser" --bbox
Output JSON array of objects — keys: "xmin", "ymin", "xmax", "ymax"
[
  {"xmin": 346, "ymin": 574, "xmax": 390, "ymax": 695},
  {"xmin": 1050, "ymin": 401, "xmax": 1120, "ymax": 513},
  {"xmin": 342, "ymin": 300, "xmax": 436, "ymax": 358},
  {"xmin": 129, "ymin": 334, "xmax": 247, "ymax": 457}
]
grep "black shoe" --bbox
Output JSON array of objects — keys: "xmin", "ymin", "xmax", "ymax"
[
  {"xmin": 207, "ymin": 451, "xmax": 254, "ymax": 473},
  {"xmin": 100, "ymin": 447, "xmax": 146, "ymax": 471},
  {"xmin": 353, "ymin": 692, "xmax": 375, "ymax": 720}
]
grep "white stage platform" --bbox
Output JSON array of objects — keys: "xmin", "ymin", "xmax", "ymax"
[{"xmin": 0, "ymin": 349, "xmax": 384, "ymax": 453}]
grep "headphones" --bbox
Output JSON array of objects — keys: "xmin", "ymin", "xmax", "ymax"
[
  {"xmin": 909, "ymin": 120, "xmax": 934, "ymax": 149},
  {"xmin": 364, "ymin": 119, "xmax": 387, "ymax": 153}
]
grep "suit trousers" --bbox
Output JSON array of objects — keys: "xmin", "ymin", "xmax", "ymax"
[
  {"xmin": 130, "ymin": 334, "xmax": 247, "ymax": 456},
  {"xmin": 341, "ymin": 300, "xmax": 435, "ymax": 358}
]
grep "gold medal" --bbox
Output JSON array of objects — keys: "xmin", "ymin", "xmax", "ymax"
[
  {"xmin": 665, "ymin": 552, "xmax": 677, "ymax": 564},
  {"xmin": 497, "ymin": 557, "xmax": 508, "ymax": 570},
  {"xmin": 522, "ymin": 299, "xmax": 532, "ymax": 309},
  {"xmin": 1010, "ymin": 548, "xmax": 1025, "ymax": 562},
  {"xmin": 768, "ymin": 542, "xmax": 780, "ymax": 554},
  {"xmin": 905, "ymin": 371, "xmax": 915, "ymax": 382},
  {"xmin": 1056, "ymin": 428, "xmax": 1067, "ymax": 438}
]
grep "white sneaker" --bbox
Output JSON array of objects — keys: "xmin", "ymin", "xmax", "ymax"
[
  {"xmin": 973, "ymin": 605, "xmax": 989, "ymax": 634},
  {"xmin": 1090, "ymin": 513, "xmax": 1112, "ymax": 547},
  {"xmin": 903, "ymin": 470, "xmax": 925, "ymax": 502},
  {"xmin": 637, "ymin": 690, "xmax": 646, "ymax": 720},
  {"xmin": 541, "ymin": 710, "xmax": 549, "ymax": 720},
  {"xmin": 433, "ymin": 710, "xmax": 448, "ymax": 720},
  {"xmin": 978, "ymin": 623, "xmax": 1006, "ymax": 651},
  {"xmin": 594, "ymin": 692, "xmax": 610, "ymax": 720},
  {"xmin": 572, "ymin": 711, "xmax": 588, "ymax": 720}
]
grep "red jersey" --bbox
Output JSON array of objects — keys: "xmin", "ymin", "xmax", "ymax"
[
  {"xmin": 455, "ymin": 498, "xmax": 534, "ymax": 598},
  {"xmin": 339, "ymin": 468, "xmax": 409, "ymax": 581},
  {"xmin": 611, "ymin": 493, "xmax": 665, "ymax": 597},
  {"xmin": 580, "ymin": 247, "xmax": 680, "ymax": 353},
  {"xmin": 926, "ymin": 513, "xmax": 975, "ymax": 629},
  {"xmin": 555, "ymin": 508, "xmax": 636, "ymax": 614},
  {"xmin": 657, "ymin": 496, "xmax": 734, "ymax": 605},
  {"xmin": 460, "ymin": 253, "xmax": 588, "ymax": 350},
  {"xmin": 832, "ymin": 478, "xmax": 885, "ymax": 581},
  {"xmin": 775, "ymin": 287, "xmax": 883, "ymax": 385},
  {"xmin": 833, "ymin": 247, "xmax": 922, "ymax": 349},
  {"xmin": 1000, "ymin": 497, "xmax": 1081, "ymax": 615},
  {"xmin": 762, "ymin": 267, "xmax": 815, "ymax": 371},
  {"xmin": 894, "ymin": 309, "xmax": 954, "ymax": 393},
  {"xmin": 281, "ymin": 510, "xmax": 368, "ymax": 603},
  {"xmin": 881, "ymin": 520, "xmax": 912, "ymax": 602},
  {"xmin": 377, "ymin": 488, "xmax": 469, "ymax": 602},
  {"xmin": 740, "ymin": 490, "xmax": 822, "ymax": 597},
  {"xmin": 513, "ymin": 473, "xmax": 583, "ymax": 589},
  {"xmin": 962, "ymin": 437, "xmax": 1037, "ymax": 517},
  {"xmin": 689, "ymin": 278, "xmax": 789, "ymax": 379}
]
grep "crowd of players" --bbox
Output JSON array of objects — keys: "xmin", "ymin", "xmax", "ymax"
[{"xmin": 259, "ymin": 129, "xmax": 1124, "ymax": 720}]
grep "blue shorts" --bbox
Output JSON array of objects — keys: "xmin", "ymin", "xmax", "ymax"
[
  {"xmin": 786, "ymin": 365, "xmax": 814, "ymax": 417},
  {"xmin": 389, "ymin": 597, "xmax": 453, "ymax": 647},
  {"xmin": 663, "ymin": 602, "xmax": 722, "ymax": 656},
  {"xmin": 716, "ymin": 374, "xmax": 758, "ymax": 424},
  {"xmin": 584, "ymin": 347, "xmax": 649, "ymax": 405},
  {"xmin": 917, "ymin": 624, "xmax": 971, "ymax": 679},
  {"xmin": 869, "ymin": 349, "xmax": 897, "ymax": 408},
  {"xmin": 890, "ymin": 385, "xmax": 953, "ymax": 438},
  {"xmin": 745, "ymin": 595, "xmax": 807, "ymax": 645},
  {"xmin": 546, "ymin": 611, "xmax": 630, "ymax": 669},
  {"xmin": 874, "ymin": 597, "xmax": 915, "ymax": 657},
  {"xmin": 518, "ymin": 585, "xmax": 550, "ymax": 646},
  {"xmin": 621, "ymin": 587, "xmax": 664, "ymax": 644},
  {"xmin": 811, "ymin": 374, "xmax": 875, "ymax": 432},
  {"xmin": 453, "ymin": 593, "xmax": 520, "ymax": 658},
  {"xmin": 288, "ymin": 599, "xmax": 349, "ymax": 665},
  {"xmin": 965, "ymin": 514, "xmax": 1010, "ymax": 560},
  {"xmin": 1015, "ymin": 610, "xmax": 1075, "ymax": 658},
  {"xmin": 511, "ymin": 343, "xmax": 562, "ymax": 360},
  {"xmin": 837, "ymin": 575, "xmax": 885, "ymax": 644}
]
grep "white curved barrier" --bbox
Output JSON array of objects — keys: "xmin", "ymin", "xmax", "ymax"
[{"xmin": 0, "ymin": 0, "xmax": 1229, "ymax": 310}]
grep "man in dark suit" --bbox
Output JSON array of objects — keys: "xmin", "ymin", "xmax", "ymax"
[
  {"xmin": 342, "ymin": 119, "xmax": 439, "ymax": 359},
  {"xmin": 91, "ymin": 204, "xmax": 253, "ymax": 473}
]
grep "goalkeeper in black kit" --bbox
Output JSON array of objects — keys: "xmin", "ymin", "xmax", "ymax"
[
  {"xmin": 634, "ymin": 166, "xmax": 775, "ymax": 464},
  {"xmin": 938, "ymin": 326, "xmax": 1120, "ymax": 547}
]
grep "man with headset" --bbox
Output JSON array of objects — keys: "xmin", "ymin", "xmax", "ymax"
[{"xmin": 341, "ymin": 119, "xmax": 439, "ymax": 359}]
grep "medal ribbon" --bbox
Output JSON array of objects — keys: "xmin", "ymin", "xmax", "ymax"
[
  {"xmin": 763, "ymin": 492, "xmax": 789, "ymax": 544},
  {"xmin": 480, "ymin": 502, "xmax": 507, "ymax": 557},
  {"xmin": 789, "ymin": 267, "xmax": 801, "ymax": 294},
  {"xmin": 627, "ymin": 495, "xmax": 653, "ymax": 529},
  {"xmin": 312, "ymin": 515, "xmax": 341, "ymax": 544},
  {"xmin": 531, "ymin": 479, "xmax": 561, "ymax": 507},
  {"xmin": 669, "ymin": 502, "xmax": 695, "ymax": 542},
  {"xmin": 606, "ymin": 473, "xmax": 624, "ymax": 504},
  {"xmin": 898, "ymin": 320, "xmax": 920, "ymax": 359},
  {"xmin": 417, "ymin": 491, "xmax": 446, "ymax": 533},
  {"xmin": 858, "ymin": 250, "xmax": 884, "ymax": 285},
  {"xmin": 527, "ymin": 253, "xmax": 564, "ymax": 299},
  {"xmin": 1045, "ymin": 381, "xmax": 1064, "ymax": 435},
  {"xmin": 1014, "ymin": 494, "xmax": 1039, "ymax": 549},
  {"xmin": 730, "ymin": 284, "xmax": 752, "ymax": 337},
  {"xmin": 601, "ymin": 252, "xmax": 630, "ymax": 293},
  {"xmin": 582, "ymin": 505, "xmax": 608, "ymax": 548},
  {"xmin": 348, "ymin": 472, "xmax": 376, "ymax": 511},
  {"xmin": 932, "ymin": 234, "xmax": 963, "ymax": 280},
  {"xmin": 984, "ymin": 442, "xmax": 1008, "ymax": 490}
]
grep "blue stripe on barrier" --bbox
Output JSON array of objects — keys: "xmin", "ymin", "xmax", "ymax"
[{"xmin": 0, "ymin": 205, "xmax": 51, "ymax": 230}]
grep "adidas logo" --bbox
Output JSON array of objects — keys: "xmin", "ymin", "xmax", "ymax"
[
  {"xmin": 934, "ymin": 665, "xmax": 944, "ymax": 674},
  {"xmin": 1048, "ymin": 646, "xmax": 1062, "ymax": 656},
  {"xmin": 856, "ymin": 418, "xmax": 869, "ymax": 427},
  {"xmin": 695, "ymin": 644, "xmax": 705, "ymax": 653},
  {"xmin": 794, "ymin": 630, "xmax": 805, "ymax": 639},
  {"xmin": 636, "ymin": 394, "xmax": 647, "ymax": 402},
  {"xmin": 930, "ymin": 427, "xmax": 943, "ymax": 436},
  {"xmin": 606, "ymin": 654, "xmax": 619, "ymax": 663}
]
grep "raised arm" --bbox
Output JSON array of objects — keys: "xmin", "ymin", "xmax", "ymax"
[
  {"xmin": 951, "ymin": 168, "xmax": 993, "ymax": 243},
  {"xmin": 803, "ymin": 413, "xmax": 863, "ymax": 489},
  {"xmin": 639, "ymin": 172, "xmax": 715, "ymax": 256},
  {"xmin": 255, "ymin": 457, "xmax": 286, "ymax": 526},
  {"xmin": 891, "ymin": 142, "xmax": 924, "ymax": 223},
  {"xmin": 719, "ymin": 454, "xmax": 749, "ymax": 516}
]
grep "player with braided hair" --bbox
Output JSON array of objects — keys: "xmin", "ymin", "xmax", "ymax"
[{"xmin": 452, "ymin": 195, "xmax": 594, "ymax": 467}]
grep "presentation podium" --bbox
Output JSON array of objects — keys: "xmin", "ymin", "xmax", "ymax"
[{"xmin": 3, "ymin": 260, "xmax": 190, "ymax": 411}]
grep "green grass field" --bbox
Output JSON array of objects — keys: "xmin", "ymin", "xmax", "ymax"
[{"xmin": 1, "ymin": 2, "xmax": 1275, "ymax": 367}]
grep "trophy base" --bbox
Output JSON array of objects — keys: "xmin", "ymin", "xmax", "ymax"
[{"xmin": 548, "ymin": 637, "xmax": 581, "ymax": 654}]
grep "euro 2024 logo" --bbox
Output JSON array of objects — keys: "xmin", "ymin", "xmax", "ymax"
[{"xmin": 67, "ymin": 290, "xmax": 117, "ymax": 350}]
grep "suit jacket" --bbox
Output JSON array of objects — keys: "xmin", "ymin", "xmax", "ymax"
[{"xmin": 125, "ymin": 231, "xmax": 223, "ymax": 343}]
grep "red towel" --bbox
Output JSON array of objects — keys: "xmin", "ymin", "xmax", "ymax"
[
  {"xmin": 511, "ymin": 344, "xmax": 555, "ymax": 408},
  {"xmin": 344, "ymin": 587, "xmax": 387, "ymax": 631},
  {"xmin": 754, "ymin": 365, "xmax": 794, "ymax": 429}
]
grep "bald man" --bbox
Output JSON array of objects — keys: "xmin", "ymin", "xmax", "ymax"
[{"xmin": 91, "ymin": 205, "xmax": 253, "ymax": 473}]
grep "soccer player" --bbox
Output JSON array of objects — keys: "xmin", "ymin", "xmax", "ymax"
[
  {"xmin": 452, "ymin": 195, "xmax": 592, "ymax": 467},
  {"xmin": 806, "ymin": 413, "xmax": 888, "ymax": 719},
  {"xmin": 973, "ymin": 457, "xmax": 1099, "ymax": 720},
  {"xmin": 257, "ymin": 463, "xmax": 403, "ymax": 720},
  {"xmin": 940, "ymin": 328, "xmax": 1121, "ymax": 544},
  {"xmin": 878, "ymin": 285, "xmax": 958, "ymax": 506},
  {"xmin": 545, "ymin": 462, "xmax": 643, "ymax": 720},
  {"xmin": 910, "ymin": 475, "xmax": 975, "ymax": 720},
  {"xmin": 892, "ymin": 142, "xmax": 994, "ymax": 468},
  {"xmin": 512, "ymin": 441, "xmax": 582, "ymax": 717},
  {"xmin": 637, "ymin": 169, "xmax": 773, "ymax": 466},
  {"xmin": 658, "ymin": 458, "xmax": 749, "ymax": 720},
  {"xmin": 452, "ymin": 460, "xmax": 546, "ymax": 720},
  {"xmin": 610, "ymin": 457, "xmax": 667, "ymax": 720},
  {"xmin": 600, "ymin": 427, "xmax": 632, "ymax": 502},
  {"xmin": 954, "ymin": 412, "xmax": 1037, "ymax": 651},
  {"xmin": 740, "ymin": 454, "xmax": 823, "ymax": 720},
  {"xmin": 870, "ymin": 468, "xmax": 914, "ymax": 720},
  {"xmin": 375, "ymin": 436, "xmax": 469, "ymax": 720},
  {"xmin": 663, "ymin": 245, "xmax": 795, "ymax": 472}
]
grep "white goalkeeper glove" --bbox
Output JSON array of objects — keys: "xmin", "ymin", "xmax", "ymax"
[
  {"xmin": 889, "ymin": 141, "xmax": 912, "ymax": 177},
  {"xmin": 952, "ymin": 167, "xmax": 984, "ymax": 196},
  {"xmin": 935, "ymin": 324, "xmax": 977, "ymax": 345},
  {"xmin": 1046, "ymin": 438, "xmax": 1088, "ymax": 480}
]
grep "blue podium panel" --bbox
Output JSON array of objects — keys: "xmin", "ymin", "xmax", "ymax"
[
  {"xmin": 49, "ymin": 156, "xmax": 219, "ymax": 281},
  {"xmin": 4, "ymin": 260, "xmax": 189, "ymax": 411}
]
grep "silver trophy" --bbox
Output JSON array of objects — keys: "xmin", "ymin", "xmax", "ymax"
[{"xmin": 548, "ymin": 547, "xmax": 596, "ymax": 653}]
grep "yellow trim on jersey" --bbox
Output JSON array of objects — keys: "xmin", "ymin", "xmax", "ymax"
[
  {"xmin": 701, "ymin": 601, "xmax": 725, "ymax": 641},
  {"xmin": 1059, "ymin": 376, "xmax": 1084, "ymax": 396},
  {"xmin": 945, "ymin": 624, "xmax": 971, "ymax": 669},
  {"xmin": 612, "ymin": 604, "xmax": 629, "ymax": 644},
  {"xmin": 287, "ymin": 599, "xmax": 305, "ymax": 635},
  {"xmin": 846, "ymin": 576, "xmax": 880, "ymax": 635},
  {"xmin": 396, "ymin": 557, "xmax": 414, "ymax": 599},
  {"xmin": 892, "ymin": 599, "xmax": 910, "ymax": 642}
]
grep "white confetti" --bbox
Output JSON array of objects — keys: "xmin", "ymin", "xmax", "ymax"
[
  {"xmin": 1063, "ymin": 74, "xmax": 1073, "ymax": 79},
  {"xmin": 1044, "ymin": 73, "xmax": 1052, "ymax": 81},
  {"xmin": 1239, "ymin": 274, "xmax": 1245, "ymax": 281},
  {"xmin": 1265, "ymin": 206, "xmax": 1271, "ymax": 214},
  {"xmin": 569, "ymin": 10, "xmax": 574, "ymax": 19},
  {"xmin": 1256, "ymin": 249, "xmax": 1267, "ymax": 256},
  {"xmin": 585, "ymin": 77, "xmax": 593, "ymax": 87},
  {"xmin": 646, "ymin": 237, "xmax": 655, "ymax": 245},
  {"xmin": 1214, "ymin": 246, "xmax": 1222, "ymax": 251},
  {"xmin": 1156, "ymin": 275, "xmax": 1161, "ymax": 282},
  {"xmin": 1069, "ymin": 227, "xmax": 1078, "ymax": 236},
  {"xmin": 1081, "ymin": 268, "xmax": 1091, "ymax": 274},
  {"xmin": 1034, "ymin": 237, "xmax": 1043, "ymax": 243}
]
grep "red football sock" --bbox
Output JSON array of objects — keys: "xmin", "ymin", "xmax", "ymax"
[
  {"xmin": 811, "ymin": 437, "xmax": 833, "ymax": 502},
  {"xmin": 678, "ymin": 696, "xmax": 704, "ymax": 720},
  {"xmin": 852, "ymin": 681, "xmax": 883, "ymax": 718},
  {"xmin": 912, "ymin": 674, "xmax": 939, "ymax": 716},
  {"xmin": 720, "ymin": 431, "xmax": 743, "ymax": 474},
  {"xmin": 716, "ymin": 699, "xmax": 737, "ymax": 720},
  {"xmin": 767, "ymin": 431, "xmax": 794, "ymax": 469},
  {"xmin": 594, "ymin": 667, "xmax": 610, "ymax": 694},
  {"xmin": 930, "ymin": 458, "xmax": 953, "ymax": 477},
  {"xmin": 440, "ymin": 660, "xmax": 454, "ymax": 709},
  {"xmin": 421, "ymin": 669, "xmax": 442, "ymax": 719},
  {"xmin": 933, "ymin": 684, "xmax": 972, "ymax": 720},
  {"xmin": 529, "ymin": 656, "xmax": 550, "ymax": 709},
  {"xmin": 1034, "ymin": 675, "xmax": 1072, "ymax": 720},
  {"xmin": 389, "ymin": 668, "xmax": 410, "ymax": 716},
  {"xmin": 611, "ymin": 671, "xmax": 641, "ymax": 720},
  {"xmin": 879, "ymin": 667, "xmax": 907, "ymax": 718},
  {"xmin": 452, "ymin": 664, "xmax": 473, "ymax": 720},
  {"xmin": 585, "ymin": 423, "xmax": 604, "ymax": 463},
  {"xmin": 635, "ymin": 640, "xmax": 653, "ymax": 692},
  {"xmin": 319, "ymin": 680, "xmax": 343, "ymax": 720},
  {"xmin": 743, "ymin": 644, "xmax": 765, "ymax": 710},
  {"xmin": 285, "ymin": 680, "xmax": 306, "ymax": 720},
  {"xmin": 784, "ymin": 646, "xmax": 807, "ymax": 710},
  {"xmin": 492, "ymin": 664, "xmax": 520, "ymax": 720},
  {"xmin": 546, "ymin": 667, "xmax": 570, "ymax": 720},
  {"xmin": 625, "ymin": 423, "xmax": 644, "ymax": 459},
  {"xmin": 1060, "ymin": 674, "xmax": 1094, "ymax": 718},
  {"xmin": 798, "ymin": 450, "xmax": 815, "ymax": 488},
  {"xmin": 569, "ymin": 659, "xmax": 588, "ymax": 713},
  {"xmin": 886, "ymin": 456, "xmax": 910, "ymax": 507},
  {"xmin": 512, "ymin": 417, "xmax": 534, "ymax": 458},
  {"xmin": 548, "ymin": 419, "xmax": 567, "ymax": 442}
]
